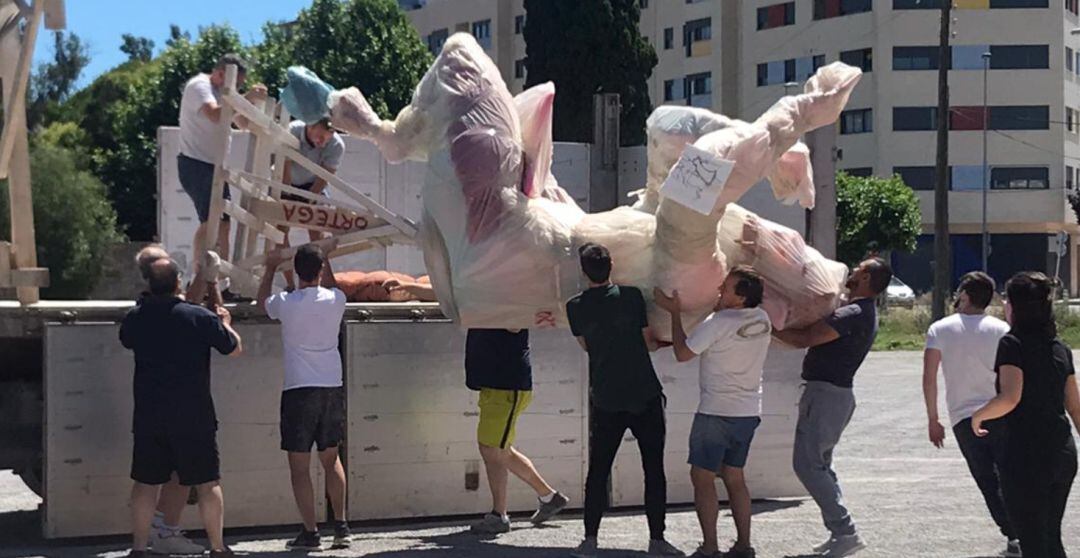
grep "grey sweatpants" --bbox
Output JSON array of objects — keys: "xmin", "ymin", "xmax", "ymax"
[{"xmin": 793, "ymin": 381, "xmax": 858, "ymax": 537}]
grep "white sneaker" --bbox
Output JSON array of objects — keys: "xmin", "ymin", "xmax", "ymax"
[
  {"xmin": 1002, "ymin": 539, "xmax": 1022, "ymax": 558},
  {"xmin": 822, "ymin": 534, "xmax": 866, "ymax": 557},
  {"xmin": 149, "ymin": 529, "xmax": 205, "ymax": 555},
  {"xmin": 813, "ymin": 537, "xmax": 835, "ymax": 554}
]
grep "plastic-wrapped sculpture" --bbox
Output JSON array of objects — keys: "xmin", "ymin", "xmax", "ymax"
[{"xmin": 326, "ymin": 33, "xmax": 860, "ymax": 335}]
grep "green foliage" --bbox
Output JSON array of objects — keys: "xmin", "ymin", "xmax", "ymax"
[
  {"xmin": 522, "ymin": 0, "xmax": 657, "ymax": 146},
  {"xmin": 120, "ymin": 34, "xmax": 155, "ymax": 62},
  {"xmin": 836, "ymin": 171, "xmax": 922, "ymax": 266},
  {"xmin": 27, "ymin": 31, "xmax": 89, "ymax": 130},
  {"xmin": 251, "ymin": 0, "xmax": 432, "ymax": 119},
  {"xmin": 0, "ymin": 144, "xmax": 123, "ymax": 299}
]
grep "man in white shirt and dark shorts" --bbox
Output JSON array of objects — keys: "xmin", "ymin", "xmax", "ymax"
[
  {"xmin": 257, "ymin": 242, "xmax": 349, "ymax": 550},
  {"xmin": 177, "ymin": 53, "xmax": 266, "ymax": 287},
  {"xmin": 922, "ymin": 271, "xmax": 1018, "ymax": 557},
  {"xmin": 654, "ymin": 266, "xmax": 772, "ymax": 558}
]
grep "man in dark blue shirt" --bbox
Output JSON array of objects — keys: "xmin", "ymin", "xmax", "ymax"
[
  {"xmin": 120, "ymin": 258, "xmax": 242, "ymax": 558},
  {"xmin": 772, "ymin": 257, "xmax": 891, "ymax": 558}
]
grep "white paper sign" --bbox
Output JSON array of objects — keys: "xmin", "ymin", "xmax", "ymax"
[{"xmin": 660, "ymin": 145, "xmax": 735, "ymax": 216}]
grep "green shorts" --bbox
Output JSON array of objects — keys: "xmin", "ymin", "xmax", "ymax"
[{"xmin": 477, "ymin": 388, "xmax": 533, "ymax": 449}]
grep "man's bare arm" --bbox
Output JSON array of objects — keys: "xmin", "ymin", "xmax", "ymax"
[
  {"xmin": 772, "ymin": 320, "xmax": 840, "ymax": 349},
  {"xmin": 321, "ymin": 248, "xmax": 338, "ymax": 290},
  {"xmin": 922, "ymin": 348, "xmax": 946, "ymax": 448}
]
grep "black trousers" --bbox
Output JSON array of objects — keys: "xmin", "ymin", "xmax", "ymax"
[
  {"xmin": 584, "ymin": 396, "xmax": 667, "ymax": 540},
  {"xmin": 1000, "ymin": 447, "xmax": 1077, "ymax": 558},
  {"xmin": 952, "ymin": 418, "xmax": 1015, "ymax": 540}
]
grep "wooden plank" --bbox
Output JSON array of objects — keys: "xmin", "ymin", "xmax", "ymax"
[
  {"xmin": 0, "ymin": 0, "xmax": 41, "ymax": 178},
  {"xmin": 247, "ymin": 198, "xmax": 377, "ymax": 235},
  {"xmin": 243, "ymin": 100, "xmax": 278, "ymax": 258},
  {"xmin": 281, "ymin": 145, "xmax": 419, "ymax": 238},
  {"xmin": 43, "ymin": 0, "xmax": 65, "ymax": 29},
  {"xmin": 201, "ymin": 64, "xmax": 238, "ymax": 258},
  {"xmin": 262, "ymin": 104, "xmax": 291, "ymax": 256},
  {"xmin": 235, "ymin": 226, "xmax": 402, "ymax": 269},
  {"xmin": 231, "ymin": 169, "xmax": 377, "ymax": 217},
  {"xmin": 222, "ymin": 90, "xmax": 299, "ymax": 150},
  {"xmin": 222, "ymin": 200, "xmax": 286, "ymax": 245}
]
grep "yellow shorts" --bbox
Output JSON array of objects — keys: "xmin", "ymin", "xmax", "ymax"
[{"xmin": 477, "ymin": 388, "xmax": 533, "ymax": 449}]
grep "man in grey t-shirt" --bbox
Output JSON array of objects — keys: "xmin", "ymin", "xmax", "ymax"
[
  {"xmin": 278, "ymin": 118, "xmax": 345, "ymax": 289},
  {"xmin": 772, "ymin": 257, "xmax": 891, "ymax": 558}
]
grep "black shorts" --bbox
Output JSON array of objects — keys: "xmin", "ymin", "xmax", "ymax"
[
  {"xmin": 178, "ymin": 154, "xmax": 231, "ymax": 223},
  {"xmin": 131, "ymin": 430, "xmax": 220, "ymax": 486},
  {"xmin": 280, "ymin": 387, "xmax": 345, "ymax": 453}
]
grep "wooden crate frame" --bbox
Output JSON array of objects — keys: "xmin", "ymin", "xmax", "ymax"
[{"xmin": 201, "ymin": 65, "xmax": 418, "ymax": 295}]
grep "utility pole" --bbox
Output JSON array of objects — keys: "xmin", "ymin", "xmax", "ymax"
[{"xmin": 932, "ymin": 2, "xmax": 952, "ymax": 321}]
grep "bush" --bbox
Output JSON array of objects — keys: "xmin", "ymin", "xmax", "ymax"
[{"xmin": 0, "ymin": 143, "xmax": 124, "ymax": 298}]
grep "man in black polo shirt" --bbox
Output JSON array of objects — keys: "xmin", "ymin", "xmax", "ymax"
[
  {"xmin": 120, "ymin": 258, "xmax": 242, "ymax": 558},
  {"xmin": 772, "ymin": 257, "xmax": 892, "ymax": 558},
  {"xmin": 465, "ymin": 328, "xmax": 569, "ymax": 535},
  {"xmin": 566, "ymin": 243, "xmax": 683, "ymax": 558}
]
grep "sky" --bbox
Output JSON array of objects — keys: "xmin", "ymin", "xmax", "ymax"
[{"xmin": 32, "ymin": 0, "xmax": 314, "ymax": 88}]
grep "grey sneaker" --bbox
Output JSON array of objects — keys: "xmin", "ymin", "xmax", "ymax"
[
  {"xmin": 648, "ymin": 539, "xmax": 686, "ymax": 556},
  {"xmin": 530, "ymin": 491, "xmax": 570, "ymax": 525},
  {"xmin": 570, "ymin": 537, "xmax": 598, "ymax": 558},
  {"xmin": 470, "ymin": 512, "xmax": 510, "ymax": 534},
  {"xmin": 689, "ymin": 547, "xmax": 720, "ymax": 558},
  {"xmin": 1002, "ymin": 539, "xmax": 1022, "ymax": 558},
  {"xmin": 721, "ymin": 545, "xmax": 756, "ymax": 558},
  {"xmin": 823, "ymin": 534, "xmax": 866, "ymax": 557},
  {"xmin": 149, "ymin": 529, "xmax": 205, "ymax": 555}
]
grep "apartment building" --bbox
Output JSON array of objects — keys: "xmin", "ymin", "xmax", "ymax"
[{"xmin": 401, "ymin": 0, "xmax": 1080, "ymax": 293}]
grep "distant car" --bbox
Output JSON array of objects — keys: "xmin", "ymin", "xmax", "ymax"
[{"xmin": 886, "ymin": 276, "xmax": 916, "ymax": 306}]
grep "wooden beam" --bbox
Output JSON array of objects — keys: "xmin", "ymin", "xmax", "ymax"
[
  {"xmin": 223, "ymin": 90, "xmax": 299, "ymax": 150},
  {"xmin": 230, "ymin": 169, "xmax": 377, "ymax": 217},
  {"xmin": 263, "ymin": 103, "xmax": 291, "ymax": 257},
  {"xmin": 223, "ymin": 200, "xmax": 286, "ymax": 245},
  {"xmin": 0, "ymin": 0, "xmax": 42, "ymax": 179},
  {"xmin": 236, "ymin": 225, "xmax": 403, "ymax": 269},
  {"xmin": 247, "ymin": 198, "xmax": 381, "ymax": 234},
  {"xmin": 201, "ymin": 64, "xmax": 238, "ymax": 257},
  {"xmin": 280, "ymin": 145, "xmax": 419, "ymax": 238}
]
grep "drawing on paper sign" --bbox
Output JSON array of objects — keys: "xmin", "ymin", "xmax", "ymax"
[{"xmin": 659, "ymin": 144, "xmax": 735, "ymax": 216}]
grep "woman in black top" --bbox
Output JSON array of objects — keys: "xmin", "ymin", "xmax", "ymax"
[{"xmin": 972, "ymin": 272, "xmax": 1080, "ymax": 557}]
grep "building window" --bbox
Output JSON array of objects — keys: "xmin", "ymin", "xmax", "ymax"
[
  {"xmin": 515, "ymin": 15, "xmax": 525, "ymax": 34},
  {"xmin": 515, "ymin": 59, "xmax": 526, "ymax": 79},
  {"xmin": 893, "ymin": 46, "xmax": 941, "ymax": 70},
  {"xmin": 1069, "ymin": 0, "xmax": 1079, "ymax": 15},
  {"xmin": 1068, "ymin": 107, "xmax": 1077, "ymax": 133},
  {"xmin": 1068, "ymin": 165, "xmax": 1076, "ymax": 190},
  {"xmin": 989, "ymin": 105, "xmax": 1049, "ymax": 130},
  {"xmin": 664, "ymin": 80, "xmax": 675, "ymax": 102},
  {"xmin": 989, "ymin": 0, "xmax": 1048, "ymax": 7},
  {"xmin": 663, "ymin": 27, "xmax": 674, "ymax": 50},
  {"xmin": 840, "ymin": 48, "xmax": 873, "ymax": 72},
  {"xmin": 1076, "ymin": 51, "xmax": 1080, "ymax": 75},
  {"xmin": 757, "ymin": 55, "xmax": 822, "ymax": 86},
  {"xmin": 988, "ymin": 45, "xmax": 1049, "ymax": 69},
  {"xmin": 814, "ymin": 0, "xmax": 872, "ymax": 20},
  {"xmin": 840, "ymin": 108, "xmax": 873, "ymax": 134},
  {"xmin": 426, "ymin": 28, "xmax": 448, "ymax": 55},
  {"xmin": 893, "ymin": 107, "xmax": 938, "ymax": 131},
  {"xmin": 893, "ymin": 0, "xmax": 944, "ymax": 8},
  {"xmin": 950, "ymin": 165, "xmax": 988, "ymax": 191},
  {"xmin": 991, "ymin": 167, "xmax": 1049, "ymax": 189},
  {"xmin": 1069, "ymin": 47, "xmax": 1075, "ymax": 73},
  {"xmin": 757, "ymin": 2, "xmax": 796, "ymax": 30},
  {"xmin": 640, "ymin": 0, "xmax": 649, "ymax": 8},
  {"xmin": 686, "ymin": 72, "xmax": 712, "ymax": 108},
  {"xmin": 949, "ymin": 106, "xmax": 987, "ymax": 131},
  {"xmin": 683, "ymin": 18, "xmax": 712, "ymax": 57},
  {"xmin": 843, "ymin": 167, "xmax": 874, "ymax": 177},
  {"xmin": 472, "ymin": 19, "xmax": 492, "ymax": 49},
  {"xmin": 894, "ymin": 166, "xmax": 940, "ymax": 191}
]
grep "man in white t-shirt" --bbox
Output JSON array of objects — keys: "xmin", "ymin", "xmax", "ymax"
[
  {"xmin": 922, "ymin": 271, "xmax": 1018, "ymax": 558},
  {"xmin": 257, "ymin": 242, "xmax": 349, "ymax": 551},
  {"xmin": 654, "ymin": 266, "xmax": 772, "ymax": 558},
  {"xmin": 177, "ymin": 53, "xmax": 267, "ymax": 290}
]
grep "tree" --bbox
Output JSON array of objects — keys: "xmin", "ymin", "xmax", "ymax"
[
  {"xmin": 120, "ymin": 34, "xmax": 155, "ymax": 62},
  {"xmin": 251, "ymin": 0, "xmax": 432, "ymax": 119},
  {"xmin": 522, "ymin": 0, "xmax": 657, "ymax": 146},
  {"xmin": 836, "ymin": 172, "xmax": 922, "ymax": 267},
  {"xmin": 27, "ymin": 31, "xmax": 89, "ymax": 129},
  {"xmin": 0, "ymin": 142, "xmax": 123, "ymax": 298}
]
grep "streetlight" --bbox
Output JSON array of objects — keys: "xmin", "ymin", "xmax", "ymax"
[{"xmin": 981, "ymin": 51, "xmax": 991, "ymax": 273}]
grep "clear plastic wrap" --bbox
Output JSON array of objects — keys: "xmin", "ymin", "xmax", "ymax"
[
  {"xmin": 279, "ymin": 66, "xmax": 334, "ymax": 124},
  {"xmin": 334, "ymin": 271, "xmax": 431, "ymax": 302}
]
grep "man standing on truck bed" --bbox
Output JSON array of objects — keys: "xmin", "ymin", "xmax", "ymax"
[
  {"xmin": 121, "ymin": 258, "xmax": 243, "ymax": 558},
  {"xmin": 258, "ymin": 242, "xmax": 350, "ymax": 550}
]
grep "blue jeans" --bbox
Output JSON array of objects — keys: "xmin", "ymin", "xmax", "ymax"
[
  {"xmin": 688, "ymin": 414, "xmax": 761, "ymax": 471},
  {"xmin": 793, "ymin": 381, "xmax": 857, "ymax": 537}
]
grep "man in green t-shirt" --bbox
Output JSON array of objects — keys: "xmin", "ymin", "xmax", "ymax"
[{"xmin": 566, "ymin": 243, "xmax": 684, "ymax": 558}]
